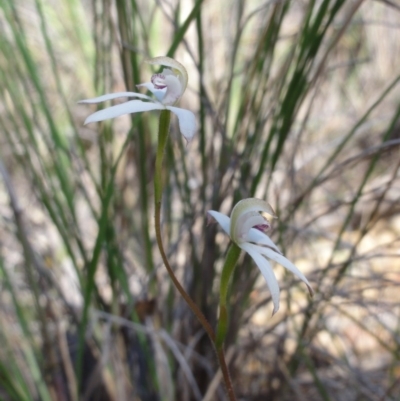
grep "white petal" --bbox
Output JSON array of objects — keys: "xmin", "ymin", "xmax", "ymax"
[
  {"xmin": 246, "ymin": 229, "xmax": 282, "ymax": 254},
  {"xmin": 84, "ymin": 100, "xmax": 164, "ymax": 124},
  {"xmin": 79, "ymin": 91, "xmax": 156, "ymax": 104},
  {"xmin": 207, "ymin": 211, "xmax": 231, "ymax": 236},
  {"xmin": 240, "ymin": 243, "xmax": 280, "ymax": 315},
  {"xmin": 167, "ymin": 106, "xmax": 196, "ymax": 142},
  {"xmin": 137, "ymin": 82, "xmax": 167, "ymax": 102},
  {"xmin": 249, "ymin": 244, "xmax": 313, "ymax": 296}
]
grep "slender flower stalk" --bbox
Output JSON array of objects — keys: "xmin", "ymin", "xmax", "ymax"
[
  {"xmin": 155, "ymin": 112, "xmax": 237, "ymax": 401},
  {"xmin": 153, "ymin": 109, "xmax": 215, "ymax": 342}
]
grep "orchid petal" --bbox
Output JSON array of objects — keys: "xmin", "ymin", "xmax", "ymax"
[
  {"xmin": 240, "ymin": 243, "xmax": 280, "ymax": 315},
  {"xmin": 79, "ymin": 91, "xmax": 156, "ymax": 104},
  {"xmin": 145, "ymin": 56, "xmax": 188, "ymax": 92},
  {"xmin": 84, "ymin": 100, "xmax": 164, "ymax": 124},
  {"xmin": 168, "ymin": 106, "xmax": 197, "ymax": 142},
  {"xmin": 246, "ymin": 228, "xmax": 281, "ymax": 254},
  {"xmin": 249, "ymin": 244, "xmax": 314, "ymax": 296},
  {"xmin": 207, "ymin": 211, "xmax": 231, "ymax": 236}
]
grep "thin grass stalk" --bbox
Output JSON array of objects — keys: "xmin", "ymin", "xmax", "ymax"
[
  {"xmin": 75, "ymin": 120, "xmax": 140, "ymax": 388},
  {"xmin": 300, "ymin": 345, "xmax": 333, "ymax": 401},
  {"xmin": 0, "ymin": 174, "xmax": 54, "ymax": 401},
  {"xmin": 115, "ymin": 0, "xmax": 155, "ymax": 278},
  {"xmin": 166, "ymin": 0, "xmax": 204, "ymax": 58},
  {"xmin": 0, "ymin": 259, "xmax": 40, "ymax": 401},
  {"xmin": 0, "ymin": 6, "xmax": 91, "ymax": 278},
  {"xmin": 250, "ymin": 0, "xmax": 349, "ymax": 194},
  {"xmin": 0, "ymin": 353, "xmax": 30, "ymax": 401},
  {"xmin": 0, "ymin": 80, "xmax": 85, "ymax": 287},
  {"xmin": 34, "ymin": 0, "xmax": 99, "ymax": 199},
  {"xmin": 222, "ymin": 0, "xmax": 245, "ymax": 143},
  {"xmin": 0, "ymin": 159, "xmax": 60, "ymax": 398},
  {"xmin": 238, "ymin": 2, "xmax": 290, "ymax": 193},
  {"xmin": 4, "ymin": 2, "xmax": 75, "ymax": 215},
  {"xmin": 196, "ymin": 6, "xmax": 207, "ymax": 216}
]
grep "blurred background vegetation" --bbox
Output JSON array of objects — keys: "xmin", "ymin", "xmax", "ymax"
[{"xmin": 0, "ymin": 0, "xmax": 400, "ymax": 400}]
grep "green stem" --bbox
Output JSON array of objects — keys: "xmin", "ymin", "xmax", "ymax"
[
  {"xmin": 154, "ymin": 110, "xmax": 171, "ymax": 204},
  {"xmin": 154, "ymin": 110, "xmax": 215, "ymax": 342},
  {"xmin": 216, "ymin": 243, "xmax": 241, "ymax": 348},
  {"xmin": 154, "ymin": 110, "xmax": 237, "ymax": 400}
]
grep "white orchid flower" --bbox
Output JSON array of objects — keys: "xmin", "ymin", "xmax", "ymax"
[
  {"xmin": 208, "ymin": 198, "xmax": 313, "ymax": 315},
  {"xmin": 79, "ymin": 56, "xmax": 196, "ymax": 142}
]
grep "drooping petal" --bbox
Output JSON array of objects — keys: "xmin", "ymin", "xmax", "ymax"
[
  {"xmin": 246, "ymin": 228, "xmax": 282, "ymax": 254},
  {"xmin": 207, "ymin": 211, "xmax": 231, "ymax": 236},
  {"xmin": 249, "ymin": 244, "xmax": 314, "ymax": 296},
  {"xmin": 168, "ymin": 106, "xmax": 197, "ymax": 142},
  {"xmin": 240, "ymin": 243, "xmax": 280, "ymax": 315},
  {"xmin": 84, "ymin": 100, "xmax": 164, "ymax": 124},
  {"xmin": 145, "ymin": 56, "xmax": 188, "ymax": 93},
  {"xmin": 136, "ymin": 82, "xmax": 167, "ymax": 102},
  {"xmin": 79, "ymin": 91, "xmax": 156, "ymax": 104}
]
